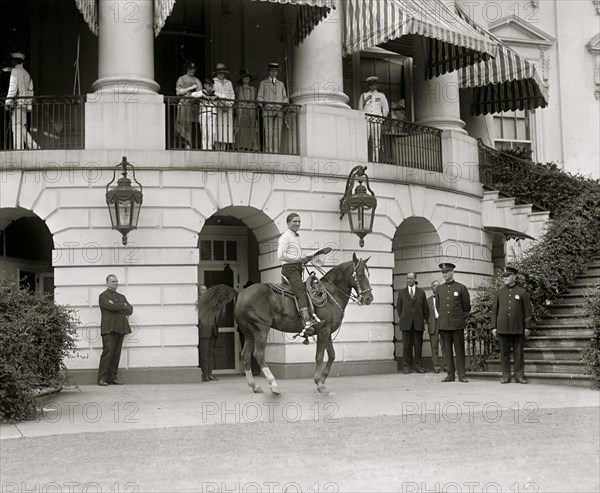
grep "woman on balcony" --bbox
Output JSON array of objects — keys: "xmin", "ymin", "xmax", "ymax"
[
  {"xmin": 212, "ymin": 63, "xmax": 235, "ymax": 151},
  {"xmin": 234, "ymin": 70, "xmax": 259, "ymax": 152},
  {"xmin": 175, "ymin": 61, "xmax": 201, "ymax": 149}
]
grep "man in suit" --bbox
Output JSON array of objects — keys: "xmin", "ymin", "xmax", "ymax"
[
  {"xmin": 97, "ymin": 274, "xmax": 133, "ymax": 386},
  {"xmin": 435, "ymin": 263, "xmax": 471, "ymax": 383},
  {"xmin": 257, "ymin": 62, "xmax": 288, "ymax": 153},
  {"xmin": 491, "ymin": 266, "xmax": 532, "ymax": 384},
  {"xmin": 198, "ymin": 284, "xmax": 219, "ymax": 382},
  {"xmin": 426, "ymin": 280, "xmax": 444, "ymax": 373},
  {"xmin": 397, "ymin": 272, "xmax": 430, "ymax": 373}
]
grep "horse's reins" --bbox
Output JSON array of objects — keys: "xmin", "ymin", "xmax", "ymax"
[{"xmin": 307, "ymin": 261, "xmax": 370, "ymax": 308}]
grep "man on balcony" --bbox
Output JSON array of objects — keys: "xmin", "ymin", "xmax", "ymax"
[
  {"xmin": 257, "ymin": 63, "xmax": 288, "ymax": 153},
  {"xmin": 358, "ymin": 76, "xmax": 389, "ymax": 162},
  {"xmin": 4, "ymin": 52, "xmax": 38, "ymax": 150}
]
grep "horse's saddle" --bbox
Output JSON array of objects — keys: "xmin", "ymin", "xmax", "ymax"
[{"xmin": 267, "ymin": 273, "xmax": 327, "ymax": 308}]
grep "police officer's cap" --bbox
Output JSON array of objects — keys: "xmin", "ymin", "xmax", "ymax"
[
  {"xmin": 10, "ymin": 52, "xmax": 25, "ymax": 61},
  {"xmin": 503, "ymin": 266, "xmax": 519, "ymax": 276},
  {"xmin": 439, "ymin": 263, "xmax": 456, "ymax": 271},
  {"xmin": 365, "ymin": 76, "xmax": 378, "ymax": 84}
]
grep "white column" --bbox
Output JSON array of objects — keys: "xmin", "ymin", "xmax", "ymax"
[
  {"xmin": 291, "ymin": 16, "xmax": 349, "ymax": 107},
  {"xmin": 93, "ymin": 0, "xmax": 160, "ymax": 94},
  {"xmin": 411, "ymin": 37, "xmax": 466, "ymax": 134}
]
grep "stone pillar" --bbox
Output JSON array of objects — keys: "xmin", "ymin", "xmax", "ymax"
[
  {"xmin": 290, "ymin": 16, "xmax": 349, "ymax": 107},
  {"xmin": 94, "ymin": 0, "xmax": 159, "ymax": 93},
  {"xmin": 86, "ymin": 0, "xmax": 165, "ymax": 150},
  {"xmin": 411, "ymin": 37, "xmax": 466, "ymax": 134}
]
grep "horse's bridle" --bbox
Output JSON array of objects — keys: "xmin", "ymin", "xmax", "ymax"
[{"xmin": 311, "ymin": 260, "xmax": 371, "ymax": 306}]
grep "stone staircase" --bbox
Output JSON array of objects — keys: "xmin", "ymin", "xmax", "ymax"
[{"xmin": 472, "ymin": 258, "xmax": 599, "ymax": 387}]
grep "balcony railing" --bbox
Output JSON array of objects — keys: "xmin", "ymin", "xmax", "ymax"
[
  {"xmin": 165, "ymin": 96, "xmax": 300, "ymax": 155},
  {"xmin": 365, "ymin": 115, "xmax": 443, "ymax": 172},
  {"xmin": 1, "ymin": 96, "xmax": 85, "ymax": 151}
]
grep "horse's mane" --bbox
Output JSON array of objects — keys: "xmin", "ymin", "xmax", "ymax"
[{"xmin": 321, "ymin": 258, "xmax": 367, "ymax": 285}]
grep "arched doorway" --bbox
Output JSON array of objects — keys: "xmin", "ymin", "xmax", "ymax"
[
  {"xmin": 391, "ymin": 217, "xmax": 441, "ymax": 367},
  {"xmin": 0, "ymin": 208, "xmax": 54, "ymax": 297},
  {"xmin": 197, "ymin": 209, "xmax": 263, "ymax": 374}
]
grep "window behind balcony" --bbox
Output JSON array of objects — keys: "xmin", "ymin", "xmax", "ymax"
[{"xmin": 493, "ymin": 110, "xmax": 533, "ymax": 156}]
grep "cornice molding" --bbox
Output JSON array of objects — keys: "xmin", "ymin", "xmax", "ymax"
[{"xmin": 488, "ymin": 15, "xmax": 556, "ymax": 48}]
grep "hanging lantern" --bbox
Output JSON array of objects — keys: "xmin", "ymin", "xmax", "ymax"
[
  {"xmin": 105, "ymin": 156, "xmax": 143, "ymax": 245},
  {"xmin": 339, "ymin": 166, "xmax": 377, "ymax": 247}
]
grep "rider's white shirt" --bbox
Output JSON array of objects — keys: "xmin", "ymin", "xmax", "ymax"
[{"xmin": 277, "ymin": 229, "xmax": 303, "ymax": 264}]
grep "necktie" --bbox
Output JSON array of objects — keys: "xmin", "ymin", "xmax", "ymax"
[
  {"xmin": 410, "ymin": 287, "xmax": 414, "ymax": 298},
  {"xmin": 272, "ymin": 79, "xmax": 275, "ymax": 85}
]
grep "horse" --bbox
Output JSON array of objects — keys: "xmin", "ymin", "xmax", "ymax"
[{"xmin": 197, "ymin": 253, "xmax": 373, "ymax": 394}]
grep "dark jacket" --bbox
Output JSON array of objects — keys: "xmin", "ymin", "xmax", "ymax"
[
  {"xmin": 99, "ymin": 289, "xmax": 133, "ymax": 335},
  {"xmin": 435, "ymin": 280, "xmax": 471, "ymax": 331},
  {"xmin": 491, "ymin": 285, "xmax": 532, "ymax": 334},
  {"xmin": 426, "ymin": 295, "xmax": 438, "ymax": 335},
  {"xmin": 396, "ymin": 286, "xmax": 429, "ymax": 331}
]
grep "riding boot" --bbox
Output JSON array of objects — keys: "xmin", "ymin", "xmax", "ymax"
[{"xmin": 299, "ymin": 308, "xmax": 317, "ymax": 337}]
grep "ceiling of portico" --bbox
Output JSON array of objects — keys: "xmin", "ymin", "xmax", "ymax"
[{"xmin": 0, "ymin": 208, "xmax": 37, "ymax": 231}]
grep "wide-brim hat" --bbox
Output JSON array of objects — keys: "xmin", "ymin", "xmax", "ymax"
[
  {"xmin": 267, "ymin": 62, "xmax": 280, "ymax": 71},
  {"xmin": 439, "ymin": 262, "xmax": 456, "ymax": 272},
  {"xmin": 10, "ymin": 52, "xmax": 25, "ymax": 61},
  {"xmin": 238, "ymin": 69, "xmax": 256, "ymax": 82},
  {"xmin": 212, "ymin": 63, "xmax": 229, "ymax": 75},
  {"xmin": 366, "ymin": 75, "xmax": 378, "ymax": 83}
]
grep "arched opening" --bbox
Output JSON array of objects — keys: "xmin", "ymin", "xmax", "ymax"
[
  {"xmin": 0, "ymin": 208, "xmax": 54, "ymax": 298},
  {"xmin": 197, "ymin": 206, "xmax": 274, "ymax": 374},
  {"xmin": 391, "ymin": 217, "xmax": 441, "ymax": 369}
]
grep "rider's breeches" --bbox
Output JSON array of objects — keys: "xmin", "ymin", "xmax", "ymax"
[{"xmin": 282, "ymin": 263, "xmax": 308, "ymax": 310}]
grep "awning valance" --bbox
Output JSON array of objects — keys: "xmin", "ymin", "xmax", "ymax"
[
  {"xmin": 456, "ymin": 6, "xmax": 549, "ymax": 115},
  {"xmin": 254, "ymin": 0, "xmax": 337, "ymax": 43},
  {"xmin": 342, "ymin": 0, "xmax": 498, "ymax": 78},
  {"xmin": 75, "ymin": 0, "xmax": 335, "ymax": 41},
  {"xmin": 74, "ymin": 0, "xmax": 176, "ymax": 36}
]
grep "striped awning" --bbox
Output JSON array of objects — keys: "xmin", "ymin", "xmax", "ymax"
[
  {"xmin": 253, "ymin": 0, "xmax": 337, "ymax": 43},
  {"xmin": 342, "ymin": 0, "xmax": 498, "ymax": 78},
  {"xmin": 456, "ymin": 6, "xmax": 549, "ymax": 115}
]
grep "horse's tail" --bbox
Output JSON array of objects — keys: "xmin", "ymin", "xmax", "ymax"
[{"xmin": 197, "ymin": 284, "xmax": 238, "ymax": 326}]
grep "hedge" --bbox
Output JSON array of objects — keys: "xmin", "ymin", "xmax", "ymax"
[{"xmin": 0, "ymin": 279, "xmax": 79, "ymax": 422}]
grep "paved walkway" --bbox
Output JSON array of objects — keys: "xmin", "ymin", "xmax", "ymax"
[{"xmin": 1, "ymin": 373, "xmax": 599, "ymax": 492}]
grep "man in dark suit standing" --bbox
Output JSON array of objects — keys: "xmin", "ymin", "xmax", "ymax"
[
  {"xmin": 397, "ymin": 272, "xmax": 429, "ymax": 373},
  {"xmin": 491, "ymin": 266, "xmax": 532, "ymax": 384},
  {"xmin": 426, "ymin": 280, "xmax": 444, "ymax": 373},
  {"xmin": 435, "ymin": 263, "xmax": 471, "ymax": 383},
  {"xmin": 197, "ymin": 284, "xmax": 220, "ymax": 382},
  {"xmin": 97, "ymin": 274, "xmax": 133, "ymax": 386}
]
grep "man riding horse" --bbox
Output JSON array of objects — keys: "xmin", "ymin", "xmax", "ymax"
[{"xmin": 277, "ymin": 212, "xmax": 319, "ymax": 339}]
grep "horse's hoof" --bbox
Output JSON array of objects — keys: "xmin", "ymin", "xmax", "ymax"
[
  {"xmin": 317, "ymin": 384, "xmax": 329, "ymax": 394},
  {"xmin": 253, "ymin": 386, "xmax": 264, "ymax": 393},
  {"xmin": 270, "ymin": 385, "xmax": 281, "ymax": 395}
]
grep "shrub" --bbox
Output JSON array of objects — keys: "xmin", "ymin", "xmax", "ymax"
[
  {"xmin": 466, "ymin": 276, "xmax": 503, "ymax": 370},
  {"xmin": 582, "ymin": 286, "xmax": 600, "ymax": 389},
  {"xmin": 0, "ymin": 278, "xmax": 79, "ymax": 422}
]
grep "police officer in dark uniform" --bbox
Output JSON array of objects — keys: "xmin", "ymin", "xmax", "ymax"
[
  {"xmin": 435, "ymin": 263, "xmax": 471, "ymax": 383},
  {"xmin": 491, "ymin": 266, "xmax": 532, "ymax": 384}
]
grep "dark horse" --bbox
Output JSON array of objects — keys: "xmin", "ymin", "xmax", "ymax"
[{"xmin": 198, "ymin": 253, "xmax": 373, "ymax": 394}]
